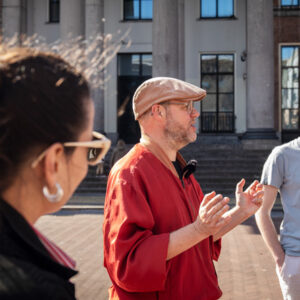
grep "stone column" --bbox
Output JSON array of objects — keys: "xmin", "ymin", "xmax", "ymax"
[
  {"xmin": 152, "ymin": 0, "xmax": 185, "ymax": 79},
  {"xmin": 244, "ymin": 0, "xmax": 277, "ymax": 140},
  {"xmin": 85, "ymin": 0, "xmax": 103, "ymax": 38},
  {"xmin": 1, "ymin": 0, "xmax": 26, "ymax": 41},
  {"xmin": 60, "ymin": 0, "xmax": 84, "ymax": 39},
  {"xmin": 85, "ymin": 0, "xmax": 104, "ymax": 132}
]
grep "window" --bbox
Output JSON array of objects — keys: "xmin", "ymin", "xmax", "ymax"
[
  {"xmin": 200, "ymin": 54, "xmax": 234, "ymax": 132},
  {"xmin": 281, "ymin": 0, "xmax": 299, "ymax": 7},
  {"xmin": 200, "ymin": 0, "xmax": 234, "ymax": 18},
  {"xmin": 118, "ymin": 54, "xmax": 152, "ymax": 76},
  {"xmin": 124, "ymin": 0, "xmax": 152, "ymax": 20},
  {"xmin": 49, "ymin": 0, "xmax": 59, "ymax": 23},
  {"xmin": 117, "ymin": 54, "xmax": 152, "ymax": 143},
  {"xmin": 281, "ymin": 46, "xmax": 299, "ymax": 131}
]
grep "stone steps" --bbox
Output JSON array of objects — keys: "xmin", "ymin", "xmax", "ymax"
[
  {"xmin": 75, "ymin": 166, "xmax": 107, "ymax": 194},
  {"xmin": 180, "ymin": 141, "xmax": 271, "ymax": 196},
  {"xmin": 75, "ymin": 139, "xmax": 274, "ymax": 200}
]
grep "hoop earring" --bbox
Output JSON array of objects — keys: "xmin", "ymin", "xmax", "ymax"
[{"xmin": 43, "ymin": 183, "xmax": 64, "ymax": 203}]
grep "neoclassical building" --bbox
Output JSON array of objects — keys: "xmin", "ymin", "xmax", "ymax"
[{"xmin": 1, "ymin": 0, "xmax": 299, "ymax": 146}]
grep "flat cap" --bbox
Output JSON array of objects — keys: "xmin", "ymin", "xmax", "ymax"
[{"xmin": 132, "ymin": 77, "xmax": 206, "ymax": 120}]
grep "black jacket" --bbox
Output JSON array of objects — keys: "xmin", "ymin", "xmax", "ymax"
[{"xmin": 0, "ymin": 198, "xmax": 78, "ymax": 299}]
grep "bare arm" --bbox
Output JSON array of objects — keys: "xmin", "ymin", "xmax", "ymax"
[
  {"xmin": 167, "ymin": 192, "xmax": 231, "ymax": 260},
  {"xmin": 255, "ymin": 185, "xmax": 284, "ymax": 268}
]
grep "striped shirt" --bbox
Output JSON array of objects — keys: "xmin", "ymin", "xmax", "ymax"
[{"xmin": 32, "ymin": 226, "xmax": 76, "ymax": 270}]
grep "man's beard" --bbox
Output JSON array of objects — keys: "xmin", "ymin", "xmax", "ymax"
[{"xmin": 163, "ymin": 113, "xmax": 194, "ymax": 150}]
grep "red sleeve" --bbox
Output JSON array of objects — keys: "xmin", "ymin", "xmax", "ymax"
[
  {"xmin": 210, "ymin": 236, "xmax": 222, "ymax": 261},
  {"xmin": 103, "ymin": 175, "xmax": 170, "ymax": 293}
]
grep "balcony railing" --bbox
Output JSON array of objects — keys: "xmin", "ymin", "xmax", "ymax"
[{"xmin": 201, "ymin": 112, "xmax": 235, "ymax": 133}]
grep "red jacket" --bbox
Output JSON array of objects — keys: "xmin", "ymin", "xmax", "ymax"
[{"xmin": 103, "ymin": 143, "xmax": 222, "ymax": 300}]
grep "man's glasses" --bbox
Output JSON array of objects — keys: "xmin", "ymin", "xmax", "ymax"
[
  {"xmin": 31, "ymin": 131, "xmax": 111, "ymax": 168},
  {"xmin": 165, "ymin": 101, "xmax": 194, "ymax": 114}
]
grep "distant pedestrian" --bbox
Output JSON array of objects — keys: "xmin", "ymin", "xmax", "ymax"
[
  {"xmin": 256, "ymin": 137, "xmax": 300, "ymax": 300},
  {"xmin": 0, "ymin": 47, "xmax": 110, "ymax": 299},
  {"xmin": 109, "ymin": 139, "xmax": 128, "ymax": 168},
  {"xmin": 96, "ymin": 131, "xmax": 109, "ymax": 175}
]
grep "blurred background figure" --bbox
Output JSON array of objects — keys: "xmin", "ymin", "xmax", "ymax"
[
  {"xmin": 109, "ymin": 139, "xmax": 128, "ymax": 169},
  {"xmin": 0, "ymin": 47, "xmax": 110, "ymax": 299}
]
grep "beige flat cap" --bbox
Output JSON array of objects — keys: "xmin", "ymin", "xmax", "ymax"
[{"xmin": 132, "ymin": 77, "xmax": 206, "ymax": 120}]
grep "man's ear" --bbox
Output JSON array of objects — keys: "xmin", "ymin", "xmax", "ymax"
[
  {"xmin": 151, "ymin": 104, "xmax": 166, "ymax": 120},
  {"xmin": 43, "ymin": 143, "xmax": 65, "ymax": 190}
]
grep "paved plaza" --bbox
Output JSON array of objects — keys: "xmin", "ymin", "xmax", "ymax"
[{"xmin": 36, "ymin": 207, "xmax": 283, "ymax": 300}]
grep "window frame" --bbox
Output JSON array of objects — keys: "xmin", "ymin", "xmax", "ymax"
[
  {"xmin": 123, "ymin": 0, "xmax": 153, "ymax": 21},
  {"xmin": 280, "ymin": 44, "xmax": 300, "ymax": 132},
  {"xmin": 280, "ymin": 0, "xmax": 300, "ymax": 8},
  {"xmin": 200, "ymin": 0, "xmax": 234, "ymax": 19},
  {"xmin": 117, "ymin": 53, "xmax": 152, "ymax": 76},
  {"xmin": 200, "ymin": 53, "xmax": 235, "ymax": 133}
]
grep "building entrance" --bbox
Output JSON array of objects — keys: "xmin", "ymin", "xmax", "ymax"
[{"xmin": 117, "ymin": 53, "xmax": 152, "ymax": 144}]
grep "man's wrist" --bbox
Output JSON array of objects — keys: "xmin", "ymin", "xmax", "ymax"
[
  {"xmin": 233, "ymin": 205, "xmax": 251, "ymax": 220},
  {"xmin": 192, "ymin": 219, "xmax": 210, "ymax": 239}
]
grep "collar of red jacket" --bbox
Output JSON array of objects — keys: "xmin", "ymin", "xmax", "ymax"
[{"xmin": 140, "ymin": 134, "xmax": 187, "ymax": 178}]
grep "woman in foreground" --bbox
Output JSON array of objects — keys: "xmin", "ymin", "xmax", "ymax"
[{"xmin": 0, "ymin": 47, "xmax": 110, "ymax": 299}]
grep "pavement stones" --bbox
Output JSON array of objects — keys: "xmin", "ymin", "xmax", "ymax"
[
  {"xmin": 215, "ymin": 214, "xmax": 283, "ymax": 300},
  {"xmin": 36, "ymin": 210, "xmax": 283, "ymax": 300}
]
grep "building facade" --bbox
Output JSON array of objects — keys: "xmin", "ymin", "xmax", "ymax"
[
  {"xmin": 273, "ymin": 0, "xmax": 300, "ymax": 143},
  {"xmin": 1, "ymin": 0, "xmax": 299, "ymax": 146}
]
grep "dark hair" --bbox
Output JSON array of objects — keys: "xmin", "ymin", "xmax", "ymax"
[{"xmin": 0, "ymin": 47, "xmax": 91, "ymax": 194}]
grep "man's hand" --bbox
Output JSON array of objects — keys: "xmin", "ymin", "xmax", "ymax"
[
  {"xmin": 236, "ymin": 179, "xmax": 264, "ymax": 217},
  {"xmin": 276, "ymin": 251, "xmax": 285, "ymax": 273},
  {"xmin": 193, "ymin": 191, "xmax": 231, "ymax": 237}
]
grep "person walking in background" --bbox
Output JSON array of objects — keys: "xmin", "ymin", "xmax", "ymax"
[
  {"xmin": 109, "ymin": 139, "xmax": 128, "ymax": 168},
  {"xmin": 256, "ymin": 137, "xmax": 300, "ymax": 300},
  {"xmin": 0, "ymin": 47, "xmax": 110, "ymax": 299},
  {"xmin": 103, "ymin": 77, "xmax": 263, "ymax": 300}
]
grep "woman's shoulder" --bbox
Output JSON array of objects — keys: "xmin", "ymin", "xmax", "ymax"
[{"xmin": 0, "ymin": 254, "xmax": 76, "ymax": 299}]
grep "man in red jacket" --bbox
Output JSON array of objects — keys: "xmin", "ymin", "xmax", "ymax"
[{"xmin": 103, "ymin": 77, "xmax": 263, "ymax": 300}]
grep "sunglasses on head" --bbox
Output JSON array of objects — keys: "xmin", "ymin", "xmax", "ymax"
[{"xmin": 31, "ymin": 131, "xmax": 111, "ymax": 168}]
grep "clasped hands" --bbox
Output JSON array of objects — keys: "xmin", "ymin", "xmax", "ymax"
[{"xmin": 193, "ymin": 179, "xmax": 264, "ymax": 237}]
